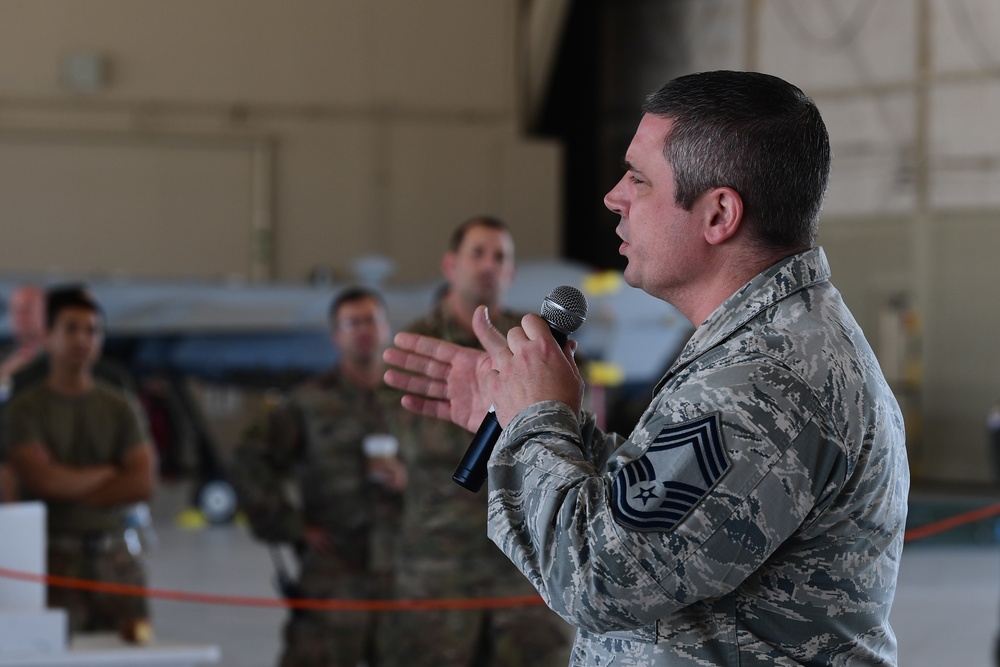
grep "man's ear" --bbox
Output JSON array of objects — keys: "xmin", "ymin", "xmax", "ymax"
[
  {"xmin": 701, "ymin": 186, "xmax": 744, "ymax": 246},
  {"xmin": 441, "ymin": 252, "xmax": 455, "ymax": 280}
]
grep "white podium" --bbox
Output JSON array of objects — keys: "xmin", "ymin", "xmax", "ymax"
[
  {"xmin": 0, "ymin": 502, "xmax": 219, "ymax": 666},
  {"xmin": 0, "ymin": 502, "xmax": 68, "ymax": 657}
]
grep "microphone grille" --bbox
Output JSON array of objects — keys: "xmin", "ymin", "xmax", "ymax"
[{"xmin": 541, "ymin": 285, "xmax": 588, "ymax": 335}]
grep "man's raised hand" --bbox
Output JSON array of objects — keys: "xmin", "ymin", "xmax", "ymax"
[{"xmin": 382, "ymin": 331, "xmax": 492, "ymax": 433}]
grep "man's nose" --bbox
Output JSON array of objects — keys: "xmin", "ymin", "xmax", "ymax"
[
  {"xmin": 480, "ymin": 256, "xmax": 503, "ymax": 271},
  {"xmin": 604, "ymin": 176, "xmax": 626, "ymax": 214}
]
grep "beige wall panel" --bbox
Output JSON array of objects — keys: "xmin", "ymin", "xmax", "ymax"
[
  {"xmin": 929, "ymin": 81, "xmax": 1000, "ymax": 209},
  {"xmin": 0, "ymin": 0, "xmax": 544, "ymax": 286},
  {"xmin": 498, "ymin": 139, "xmax": 561, "ymax": 262},
  {"xmin": 820, "ymin": 211, "xmax": 1000, "ymax": 484},
  {"xmin": 932, "ymin": 164, "xmax": 1000, "ymax": 210},
  {"xmin": 922, "ymin": 214, "xmax": 1000, "ymax": 481},
  {"xmin": 0, "ymin": 132, "xmax": 256, "ymax": 279},
  {"xmin": 819, "ymin": 93, "xmax": 915, "ymax": 162},
  {"xmin": 0, "ymin": 1, "xmax": 369, "ymax": 103},
  {"xmin": 265, "ymin": 119, "xmax": 379, "ymax": 282},
  {"xmin": 931, "ymin": 81, "xmax": 1000, "ymax": 156},
  {"xmin": 819, "ymin": 92, "xmax": 916, "ymax": 216},
  {"xmin": 824, "ymin": 152, "xmax": 917, "ymax": 217},
  {"xmin": 0, "ymin": 0, "xmax": 512, "ymax": 110},
  {"xmin": 817, "ymin": 217, "xmax": 912, "ymax": 343},
  {"xmin": 756, "ymin": 1, "xmax": 916, "ymax": 88},
  {"xmin": 684, "ymin": 0, "xmax": 746, "ymax": 73},
  {"xmin": 383, "ymin": 122, "xmax": 560, "ymax": 282},
  {"xmin": 369, "ymin": 0, "xmax": 512, "ymax": 112},
  {"xmin": 817, "ymin": 216, "xmax": 921, "ymax": 471},
  {"xmin": 931, "ymin": 0, "xmax": 1000, "ymax": 73},
  {"xmin": 384, "ymin": 122, "xmax": 506, "ymax": 282}
]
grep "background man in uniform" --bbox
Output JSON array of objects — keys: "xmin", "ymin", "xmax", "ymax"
[
  {"xmin": 383, "ymin": 71, "xmax": 910, "ymax": 666},
  {"xmin": 381, "ymin": 216, "xmax": 571, "ymax": 667},
  {"xmin": 0, "ymin": 284, "xmax": 47, "ymax": 389},
  {"xmin": 2, "ymin": 286, "xmax": 157, "ymax": 637},
  {"xmin": 0, "ymin": 284, "xmax": 47, "ymax": 501},
  {"xmin": 231, "ymin": 286, "xmax": 407, "ymax": 667}
]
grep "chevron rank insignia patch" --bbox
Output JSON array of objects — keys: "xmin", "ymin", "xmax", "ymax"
[{"xmin": 611, "ymin": 414, "xmax": 730, "ymax": 532}]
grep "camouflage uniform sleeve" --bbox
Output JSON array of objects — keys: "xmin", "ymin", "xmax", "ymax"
[
  {"xmin": 229, "ymin": 401, "xmax": 307, "ymax": 545},
  {"xmin": 487, "ymin": 353, "xmax": 847, "ymax": 634}
]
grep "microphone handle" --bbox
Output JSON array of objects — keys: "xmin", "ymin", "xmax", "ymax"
[
  {"xmin": 451, "ymin": 327, "xmax": 569, "ymax": 492},
  {"xmin": 452, "ymin": 407, "xmax": 501, "ymax": 492}
]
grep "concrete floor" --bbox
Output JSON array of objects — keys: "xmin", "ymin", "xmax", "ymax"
[
  {"xmin": 892, "ymin": 544, "xmax": 1000, "ymax": 667},
  {"xmin": 142, "ymin": 481, "xmax": 1000, "ymax": 667},
  {"xmin": 144, "ymin": 482, "xmax": 283, "ymax": 667}
]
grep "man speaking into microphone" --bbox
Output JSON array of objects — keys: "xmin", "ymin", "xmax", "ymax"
[{"xmin": 385, "ymin": 70, "xmax": 909, "ymax": 666}]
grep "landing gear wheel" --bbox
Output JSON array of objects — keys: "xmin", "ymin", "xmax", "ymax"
[{"xmin": 196, "ymin": 479, "xmax": 238, "ymax": 524}]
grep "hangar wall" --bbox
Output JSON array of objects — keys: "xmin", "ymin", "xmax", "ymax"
[
  {"xmin": 747, "ymin": 1, "xmax": 1000, "ymax": 482},
  {"xmin": 0, "ymin": 0, "xmax": 562, "ymax": 283}
]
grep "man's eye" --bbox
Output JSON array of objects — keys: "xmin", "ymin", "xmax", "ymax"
[{"xmin": 629, "ymin": 175, "xmax": 644, "ymax": 185}]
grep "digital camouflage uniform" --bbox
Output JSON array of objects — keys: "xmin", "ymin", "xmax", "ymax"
[
  {"xmin": 230, "ymin": 370, "xmax": 407, "ymax": 667},
  {"xmin": 488, "ymin": 248, "xmax": 910, "ymax": 666},
  {"xmin": 2, "ymin": 381, "xmax": 151, "ymax": 633},
  {"xmin": 381, "ymin": 302, "xmax": 572, "ymax": 667}
]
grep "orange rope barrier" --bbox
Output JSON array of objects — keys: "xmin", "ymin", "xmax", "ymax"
[
  {"xmin": 902, "ymin": 501, "xmax": 1000, "ymax": 544},
  {"xmin": 3, "ymin": 504, "xmax": 1000, "ymax": 612},
  {"xmin": 0, "ymin": 566, "xmax": 544, "ymax": 612}
]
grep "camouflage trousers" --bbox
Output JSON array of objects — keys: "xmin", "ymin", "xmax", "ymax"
[
  {"xmin": 377, "ymin": 565, "xmax": 573, "ymax": 667},
  {"xmin": 279, "ymin": 551, "xmax": 392, "ymax": 667},
  {"xmin": 47, "ymin": 532, "xmax": 149, "ymax": 634}
]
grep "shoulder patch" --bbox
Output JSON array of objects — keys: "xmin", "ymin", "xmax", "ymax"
[{"xmin": 611, "ymin": 414, "xmax": 730, "ymax": 532}]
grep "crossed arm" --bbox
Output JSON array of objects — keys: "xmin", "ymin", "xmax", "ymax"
[
  {"xmin": 11, "ymin": 442, "xmax": 157, "ymax": 508},
  {"xmin": 382, "ymin": 305, "xmax": 584, "ymax": 429}
]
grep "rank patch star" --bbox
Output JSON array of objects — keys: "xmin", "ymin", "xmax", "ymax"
[
  {"xmin": 612, "ymin": 414, "xmax": 730, "ymax": 531},
  {"xmin": 634, "ymin": 485, "xmax": 659, "ymax": 506}
]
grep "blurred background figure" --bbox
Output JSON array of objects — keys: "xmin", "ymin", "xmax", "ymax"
[
  {"xmin": 1, "ymin": 285, "xmax": 157, "ymax": 637},
  {"xmin": 230, "ymin": 286, "xmax": 407, "ymax": 667},
  {"xmin": 0, "ymin": 284, "xmax": 47, "ymax": 502},
  {"xmin": 0, "ymin": 284, "xmax": 47, "ymax": 388},
  {"xmin": 380, "ymin": 216, "xmax": 572, "ymax": 667}
]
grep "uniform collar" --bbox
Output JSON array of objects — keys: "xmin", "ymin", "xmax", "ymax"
[
  {"xmin": 432, "ymin": 300, "xmax": 473, "ymax": 345},
  {"xmin": 656, "ymin": 247, "xmax": 831, "ymax": 391},
  {"xmin": 428, "ymin": 299, "xmax": 522, "ymax": 346}
]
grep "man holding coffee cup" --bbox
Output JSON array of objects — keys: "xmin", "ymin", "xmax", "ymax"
[{"xmin": 231, "ymin": 286, "xmax": 408, "ymax": 667}]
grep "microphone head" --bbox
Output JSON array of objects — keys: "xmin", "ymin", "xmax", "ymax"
[{"xmin": 541, "ymin": 285, "xmax": 588, "ymax": 335}]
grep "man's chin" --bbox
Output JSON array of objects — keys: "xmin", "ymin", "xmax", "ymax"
[
  {"xmin": 57, "ymin": 359, "xmax": 93, "ymax": 374},
  {"xmin": 474, "ymin": 288, "xmax": 501, "ymax": 305}
]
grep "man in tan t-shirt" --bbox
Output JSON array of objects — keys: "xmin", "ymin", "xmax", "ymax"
[{"xmin": 3, "ymin": 285, "xmax": 157, "ymax": 637}]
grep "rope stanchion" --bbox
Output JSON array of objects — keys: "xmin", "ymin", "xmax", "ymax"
[{"xmin": 0, "ymin": 566, "xmax": 544, "ymax": 612}]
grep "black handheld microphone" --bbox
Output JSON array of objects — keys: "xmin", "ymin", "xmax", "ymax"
[{"xmin": 452, "ymin": 285, "xmax": 589, "ymax": 492}]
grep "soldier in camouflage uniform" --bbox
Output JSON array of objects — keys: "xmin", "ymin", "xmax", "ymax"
[
  {"xmin": 381, "ymin": 216, "xmax": 572, "ymax": 667},
  {"xmin": 231, "ymin": 287, "xmax": 407, "ymax": 667},
  {"xmin": 383, "ymin": 71, "xmax": 910, "ymax": 666},
  {"xmin": 2, "ymin": 286, "xmax": 156, "ymax": 634}
]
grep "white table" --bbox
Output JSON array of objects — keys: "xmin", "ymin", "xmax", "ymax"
[{"xmin": 0, "ymin": 633, "xmax": 220, "ymax": 666}]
